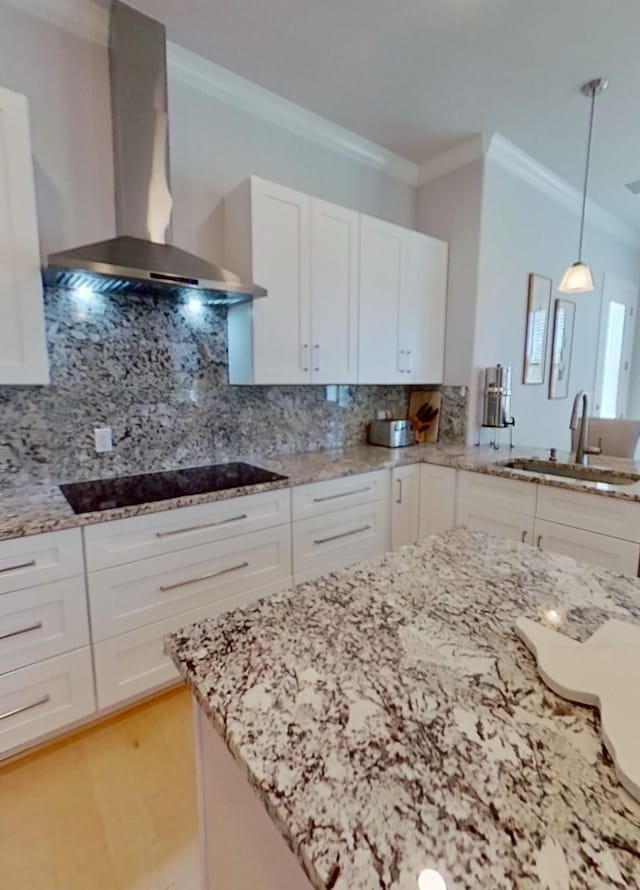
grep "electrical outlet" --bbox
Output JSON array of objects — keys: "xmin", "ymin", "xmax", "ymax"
[
  {"xmin": 325, "ymin": 385, "xmax": 338, "ymax": 403},
  {"xmin": 94, "ymin": 427, "xmax": 113, "ymax": 453}
]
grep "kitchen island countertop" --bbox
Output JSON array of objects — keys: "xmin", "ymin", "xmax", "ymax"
[{"xmin": 166, "ymin": 529, "xmax": 640, "ymax": 890}]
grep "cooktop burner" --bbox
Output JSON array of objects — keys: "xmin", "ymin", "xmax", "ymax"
[{"xmin": 60, "ymin": 462, "xmax": 289, "ymax": 514}]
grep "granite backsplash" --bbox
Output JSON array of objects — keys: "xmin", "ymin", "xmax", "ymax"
[{"xmin": 0, "ymin": 287, "xmax": 467, "ymax": 485}]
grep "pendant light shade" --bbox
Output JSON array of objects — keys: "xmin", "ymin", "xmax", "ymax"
[
  {"xmin": 558, "ymin": 262, "xmax": 594, "ymax": 294},
  {"xmin": 558, "ymin": 77, "xmax": 608, "ymax": 295}
]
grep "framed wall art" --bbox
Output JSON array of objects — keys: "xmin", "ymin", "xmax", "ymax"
[
  {"xmin": 549, "ymin": 299, "xmax": 576, "ymax": 400},
  {"xmin": 522, "ymin": 273, "xmax": 552, "ymax": 385}
]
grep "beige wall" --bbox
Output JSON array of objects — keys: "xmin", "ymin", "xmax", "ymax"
[
  {"xmin": 0, "ymin": 3, "xmax": 415, "ymax": 265},
  {"xmin": 414, "ymin": 160, "xmax": 484, "ymax": 387},
  {"xmin": 474, "ymin": 160, "xmax": 640, "ymax": 450}
]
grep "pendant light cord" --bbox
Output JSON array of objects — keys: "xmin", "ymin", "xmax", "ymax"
[{"xmin": 578, "ymin": 86, "xmax": 597, "ymax": 262}]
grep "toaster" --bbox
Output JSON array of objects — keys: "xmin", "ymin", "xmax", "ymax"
[{"xmin": 368, "ymin": 419, "xmax": 416, "ymax": 448}]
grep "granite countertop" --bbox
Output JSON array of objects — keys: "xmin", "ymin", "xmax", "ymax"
[
  {"xmin": 1, "ymin": 443, "xmax": 640, "ymax": 542},
  {"xmin": 166, "ymin": 529, "xmax": 640, "ymax": 890}
]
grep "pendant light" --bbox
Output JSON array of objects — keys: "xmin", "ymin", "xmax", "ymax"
[{"xmin": 558, "ymin": 77, "xmax": 608, "ymax": 294}]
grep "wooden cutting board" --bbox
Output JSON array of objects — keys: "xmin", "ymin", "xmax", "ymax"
[{"xmin": 408, "ymin": 391, "xmax": 442, "ymax": 443}]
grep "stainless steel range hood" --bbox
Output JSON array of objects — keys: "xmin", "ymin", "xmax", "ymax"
[{"xmin": 45, "ymin": 1, "xmax": 266, "ymax": 304}]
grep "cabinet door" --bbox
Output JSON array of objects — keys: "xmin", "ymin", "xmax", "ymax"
[
  {"xmin": 310, "ymin": 199, "xmax": 359, "ymax": 383},
  {"xmin": 358, "ymin": 214, "xmax": 404, "ymax": 383},
  {"xmin": 456, "ymin": 501, "xmax": 535, "ymax": 545},
  {"xmin": 534, "ymin": 518, "xmax": 639, "ymax": 576},
  {"xmin": 250, "ymin": 178, "xmax": 311, "ymax": 383},
  {"xmin": 0, "ymin": 86, "xmax": 48, "ymax": 384},
  {"xmin": 400, "ymin": 232, "xmax": 447, "ymax": 383},
  {"xmin": 419, "ymin": 465, "xmax": 457, "ymax": 538},
  {"xmin": 391, "ymin": 465, "xmax": 421, "ymax": 549}
]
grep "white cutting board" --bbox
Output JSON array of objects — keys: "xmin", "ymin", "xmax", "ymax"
[{"xmin": 515, "ymin": 617, "xmax": 640, "ymax": 802}]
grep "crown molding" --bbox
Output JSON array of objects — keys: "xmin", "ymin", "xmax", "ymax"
[
  {"xmin": 5, "ymin": 0, "xmax": 419, "ymax": 186},
  {"xmin": 417, "ymin": 130, "xmax": 640, "ymax": 247},
  {"xmin": 167, "ymin": 44, "xmax": 420, "ymax": 185},
  {"xmin": 416, "ymin": 135, "xmax": 487, "ymax": 186},
  {"xmin": 486, "ymin": 133, "xmax": 640, "ymax": 247}
]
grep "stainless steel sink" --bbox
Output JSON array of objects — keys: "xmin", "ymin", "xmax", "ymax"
[{"xmin": 501, "ymin": 459, "xmax": 640, "ymax": 486}]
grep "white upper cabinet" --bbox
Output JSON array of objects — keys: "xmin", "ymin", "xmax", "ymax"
[
  {"xmin": 310, "ymin": 198, "xmax": 359, "ymax": 384},
  {"xmin": 226, "ymin": 177, "xmax": 359, "ymax": 385},
  {"xmin": 0, "ymin": 86, "xmax": 48, "ymax": 385},
  {"xmin": 226, "ymin": 176, "xmax": 447, "ymax": 385},
  {"xmin": 359, "ymin": 216, "xmax": 447, "ymax": 384},
  {"xmin": 227, "ymin": 177, "xmax": 311, "ymax": 384},
  {"xmin": 358, "ymin": 214, "xmax": 405, "ymax": 384},
  {"xmin": 401, "ymin": 231, "xmax": 447, "ymax": 383}
]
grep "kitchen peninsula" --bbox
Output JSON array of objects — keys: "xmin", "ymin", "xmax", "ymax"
[{"xmin": 166, "ymin": 529, "xmax": 640, "ymax": 890}]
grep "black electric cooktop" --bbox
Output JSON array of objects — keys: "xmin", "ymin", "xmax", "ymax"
[{"xmin": 60, "ymin": 462, "xmax": 289, "ymax": 514}]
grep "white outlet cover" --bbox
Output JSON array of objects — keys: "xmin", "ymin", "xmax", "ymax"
[
  {"xmin": 94, "ymin": 426, "xmax": 113, "ymax": 453},
  {"xmin": 516, "ymin": 616, "xmax": 640, "ymax": 802}
]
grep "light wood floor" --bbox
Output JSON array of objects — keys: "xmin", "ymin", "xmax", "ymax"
[{"xmin": 0, "ymin": 687, "xmax": 200, "ymax": 890}]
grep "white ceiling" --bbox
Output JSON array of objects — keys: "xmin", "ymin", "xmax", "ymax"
[{"xmin": 124, "ymin": 0, "xmax": 640, "ymax": 229}]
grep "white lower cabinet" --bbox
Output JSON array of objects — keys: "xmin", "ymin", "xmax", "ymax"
[
  {"xmin": 534, "ymin": 518, "xmax": 640, "ymax": 575},
  {"xmin": 86, "ymin": 489, "xmax": 294, "ymax": 711},
  {"xmin": 419, "ymin": 465, "xmax": 457, "ymax": 538},
  {"xmin": 0, "ymin": 576, "xmax": 89, "ymax": 675},
  {"xmin": 88, "ymin": 524, "xmax": 292, "ymax": 641},
  {"xmin": 456, "ymin": 469, "xmax": 640, "ymax": 575},
  {"xmin": 0, "ymin": 647, "xmax": 95, "ymax": 756},
  {"xmin": 391, "ymin": 465, "xmax": 421, "ymax": 549},
  {"xmin": 456, "ymin": 502, "xmax": 535, "ymax": 545},
  {"xmin": 293, "ymin": 501, "xmax": 389, "ymax": 584},
  {"xmin": 93, "ymin": 580, "xmax": 284, "ymax": 710},
  {"xmin": 536, "ymin": 485, "xmax": 640, "ymax": 543}
]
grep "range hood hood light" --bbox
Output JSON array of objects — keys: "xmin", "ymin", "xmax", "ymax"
[{"xmin": 44, "ymin": 1, "xmax": 266, "ymax": 304}]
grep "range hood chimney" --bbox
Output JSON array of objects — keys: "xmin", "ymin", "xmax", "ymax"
[{"xmin": 45, "ymin": 1, "xmax": 266, "ymax": 304}]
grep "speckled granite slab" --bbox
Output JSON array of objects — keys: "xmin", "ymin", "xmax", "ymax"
[
  {"xmin": 166, "ymin": 529, "xmax": 640, "ymax": 890},
  {"xmin": 2, "ymin": 444, "xmax": 640, "ymax": 542}
]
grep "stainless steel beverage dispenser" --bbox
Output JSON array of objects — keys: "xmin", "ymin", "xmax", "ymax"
[
  {"xmin": 479, "ymin": 364, "xmax": 515, "ymax": 448},
  {"xmin": 482, "ymin": 364, "xmax": 512, "ymax": 428}
]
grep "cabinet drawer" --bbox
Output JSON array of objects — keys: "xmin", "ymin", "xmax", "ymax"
[
  {"xmin": 0, "ymin": 529, "xmax": 83, "ymax": 596},
  {"xmin": 94, "ymin": 584, "xmax": 283, "ymax": 710},
  {"xmin": 84, "ymin": 488, "xmax": 291, "ymax": 571},
  {"xmin": 89, "ymin": 524, "xmax": 292, "ymax": 641},
  {"xmin": 292, "ymin": 469, "xmax": 388, "ymax": 521},
  {"xmin": 293, "ymin": 501, "xmax": 389, "ymax": 583},
  {"xmin": 457, "ymin": 471, "xmax": 537, "ymax": 517},
  {"xmin": 0, "ymin": 576, "xmax": 89, "ymax": 675},
  {"xmin": 0, "ymin": 647, "xmax": 95, "ymax": 757},
  {"xmin": 535, "ymin": 519, "xmax": 640, "ymax": 576},
  {"xmin": 456, "ymin": 502, "xmax": 535, "ymax": 545},
  {"xmin": 536, "ymin": 486, "xmax": 640, "ymax": 543}
]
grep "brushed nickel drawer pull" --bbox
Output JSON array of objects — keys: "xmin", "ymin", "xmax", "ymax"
[
  {"xmin": 521, "ymin": 530, "xmax": 528, "ymax": 544},
  {"xmin": 0, "ymin": 621, "xmax": 43, "ymax": 642},
  {"xmin": 159, "ymin": 561, "xmax": 250, "ymax": 593},
  {"xmin": 0, "ymin": 694, "xmax": 50, "ymax": 722},
  {"xmin": 312, "ymin": 486, "xmax": 371, "ymax": 503},
  {"xmin": 0, "ymin": 559, "xmax": 36, "ymax": 575},
  {"xmin": 155, "ymin": 514, "xmax": 248, "ymax": 538},
  {"xmin": 314, "ymin": 525, "xmax": 371, "ymax": 545},
  {"xmin": 537, "ymin": 535, "xmax": 543, "ymax": 549}
]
